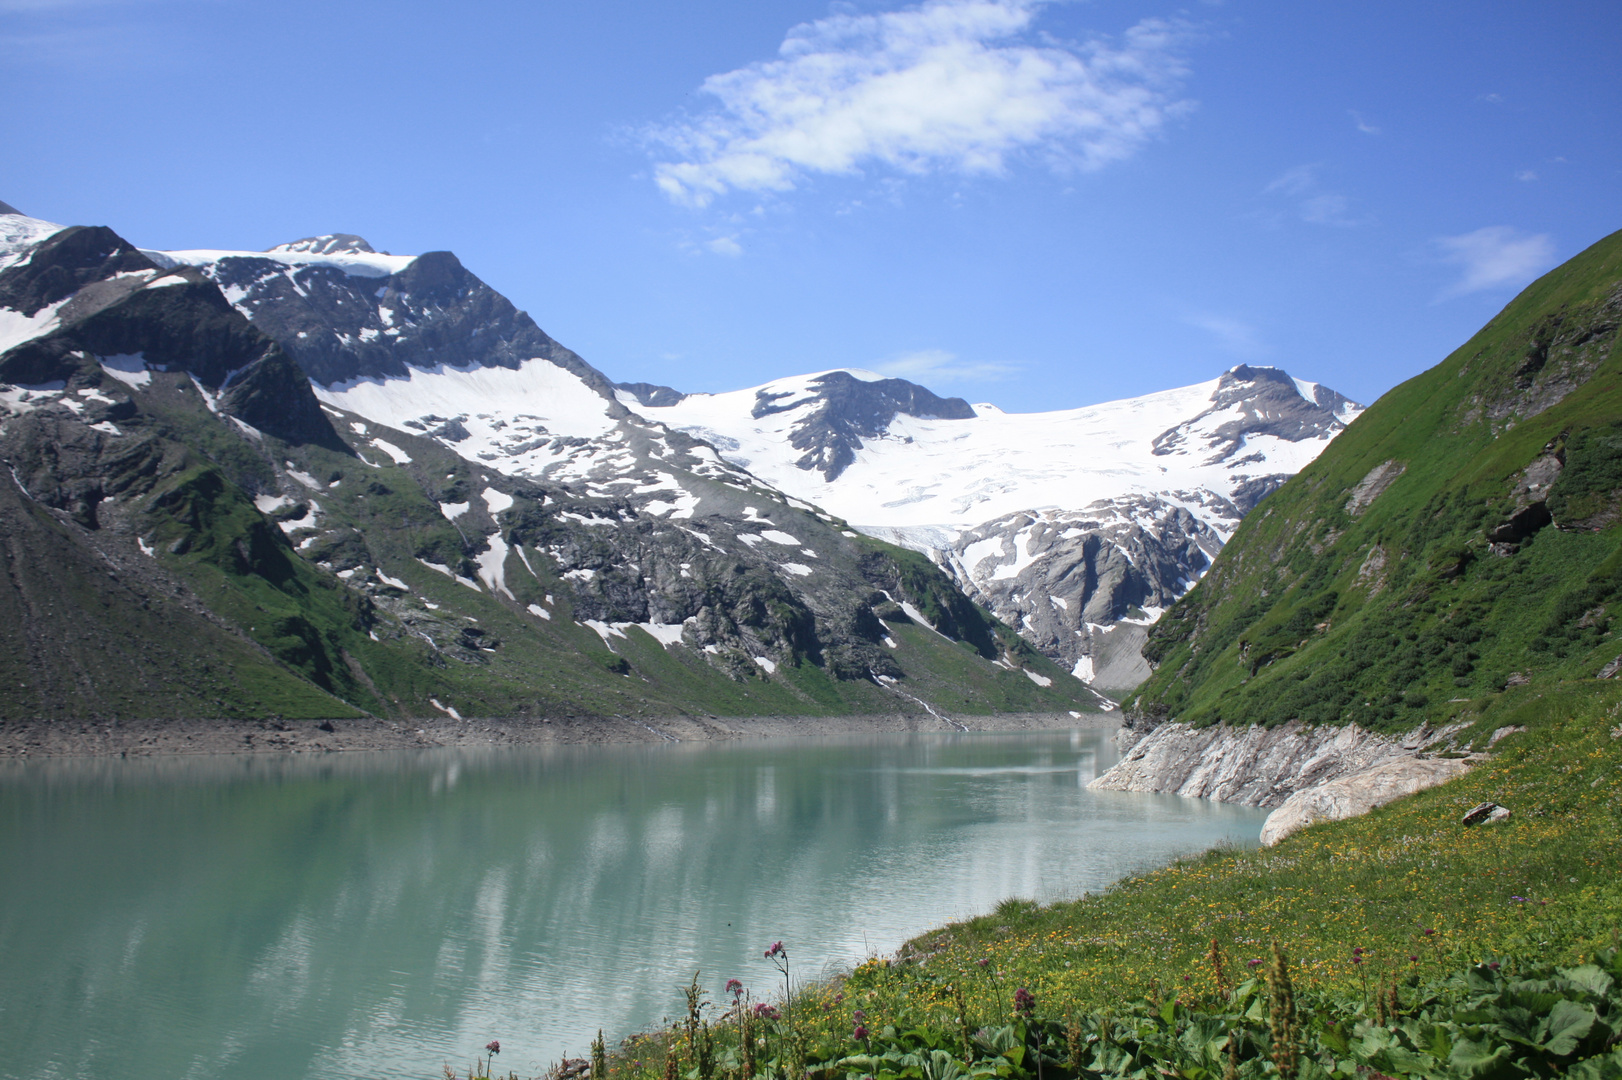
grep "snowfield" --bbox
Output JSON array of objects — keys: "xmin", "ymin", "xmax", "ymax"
[{"xmin": 634, "ymin": 367, "xmax": 1361, "ymax": 533}]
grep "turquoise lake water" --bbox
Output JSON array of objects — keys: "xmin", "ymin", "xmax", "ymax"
[{"xmin": 0, "ymin": 728, "xmax": 1267, "ymax": 1080}]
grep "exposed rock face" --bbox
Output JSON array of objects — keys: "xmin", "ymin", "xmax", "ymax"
[
  {"xmin": 749, "ymin": 370, "xmax": 976, "ymax": 481},
  {"xmin": 1344, "ymin": 459, "xmax": 1405, "ymax": 516},
  {"xmin": 1258, "ymin": 756, "xmax": 1473, "ymax": 845},
  {"xmin": 149, "ymin": 241, "xmax": 620, "ymax": 401},
  {"xmin": 903, "ymin": 494, "xmax": 1232, "ymax": 688},
  {"xmin": 1087, "ymin": 718, "xmax": 1431, "ymax": 808},
  {"xmin": 1152, "ymin": 365, "xmax": 1358, "ymax": 461}
]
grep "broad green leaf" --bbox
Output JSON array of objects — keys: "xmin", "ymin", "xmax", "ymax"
[
  {"xmin": 1450, "ymin": 1036, "xmax": 1514, "ymax": 1077},
  {"xmin": 1541, "ymin": 999, "xmax": 1598, "ymax": 1057},
  {"xmin": 1558, "ymin": 965, "xmax": 1616, "ymax": 999}
]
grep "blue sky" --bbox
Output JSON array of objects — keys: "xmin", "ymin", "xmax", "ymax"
[{"xmin": 2, "ymin": 0, "xmax": 1618, "ymax": 412}]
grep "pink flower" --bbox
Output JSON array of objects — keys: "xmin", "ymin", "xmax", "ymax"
[
  {"xmin": 726, "ymin": 979, "xmax": 744, "ymax": 997},
  {"xmin": 853, "ymin": 1025, "xmax": 869, "ymax": 1040},
  {"xmin": 486, "ymin": 1041, "xmax": 501, "ymax": 1055},
  {"xmin": 765, "ymin": 942, "xmax": 785, "ymax": 958}
]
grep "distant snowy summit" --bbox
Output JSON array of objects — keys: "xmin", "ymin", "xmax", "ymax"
[
  {"xmin": 621, "ymin": 365, "xmax": 1362, "ymax": 691},
  {"xmin": 629, "ymin": 364, "xmax": 1359, "ymax": 530}
]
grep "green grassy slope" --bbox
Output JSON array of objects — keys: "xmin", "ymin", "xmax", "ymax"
[{"xmin": 1132, "ymin": 229, "xmax": 1622, "ymax": 734}]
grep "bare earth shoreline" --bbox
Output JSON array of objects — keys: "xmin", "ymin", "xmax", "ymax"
[{"xmin": 0, "ymin": 710, "xmax": 1116, "ymax": 758}]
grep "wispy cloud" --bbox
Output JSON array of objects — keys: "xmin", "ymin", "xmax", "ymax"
[
  {"xmin": 1348, "ymin": 110, "xmax": 1380, "ymax": 135},
  {"xmin": 1433, "ymin": 226, "xmax": 1556, "ymax": 300},
  {"xmin": 1515, "ymin": 169, "xmax": 1538, "ymax": 182},
  {"xmin": 874, "ymin": 348, "xmax": 1016, "ymax": 383},
  {"xmin": 645, "ymin": 1, "xmax": 1195, "ymax": 207},
  {"xmin": 1183, "ymin": 313, "xmax": 1263, "ymax": 357},
  {"xmin": 706, "ymin": 236, "xmax": 744, "ymax": 257},
  {"xmin": 1260, "ymin": 163, "xmax": 1360, "ymax": 227}
]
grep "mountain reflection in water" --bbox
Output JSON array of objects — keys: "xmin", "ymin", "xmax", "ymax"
[{"xmin": 0, "ymin": 729, "xmax": 1266, "ymax": 1080}]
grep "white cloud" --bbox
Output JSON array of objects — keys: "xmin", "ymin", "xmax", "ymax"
[
  {"xmin": 874, "ymin": 348, "xmax": 1016, "ymax": 382},
  {"xmin": 1184, "ymin": 314, "xmax": 1262, "ymax": 357},
  {"xmin": 1433, "ymin": 226, "xmax": 1556, "ymax": 300},
  {"xmin": 646, "ymin": 1, "xmax": 1193, "ymax": 207},
  {"xmin": 1349, "ymin": 110, "xmax": 1380, "ymax": 135},
  {"xmin": 1261, "ymin": 163, "xmax": 1359, "ymax": 227},
  {"xmin": 1515, "ymin": 169, "xmax": 1538, "ymax": 182},
  {"xmin": 706, "ymin": 236, "xmax": 744, "ymax": 257}
]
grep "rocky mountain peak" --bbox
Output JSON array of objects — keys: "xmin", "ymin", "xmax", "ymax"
[
  {"xmin": 267, "ymin": 234, "xmax": 382, "ymax": 256},
  {"xmin": 1151, "ymin": 363, "xmax": 1361, "ymax": 462},
  {"xmin": 751, "ymin": 369, "xmax": 977, "ymax": 481},
  {"xmin": 0, "ymin": 199, "xmax": 22, "ymax": 216}
]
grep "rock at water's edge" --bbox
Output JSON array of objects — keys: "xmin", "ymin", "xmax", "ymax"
[
  {"xmin": 1258, "ymin": 757, "xmax": 1474, "ymax": 846},
  {"xmin": 1088, "ymin": 719, "xmax": 1423, "ymax": 808}
]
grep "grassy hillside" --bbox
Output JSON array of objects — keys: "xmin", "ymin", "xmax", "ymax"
[{"xmin": 1130, "ymin": 229, "xmax": 1622, "ymax": 735}]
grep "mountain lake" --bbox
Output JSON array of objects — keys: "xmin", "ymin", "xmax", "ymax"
[{"xmin": 0, "ymin": 728, "xmax": 1268, "ymax": 1080}]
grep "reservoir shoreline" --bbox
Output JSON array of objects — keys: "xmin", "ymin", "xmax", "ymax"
[{"xmin": 0, "ymin": 709, "xmax": 1116, "ymax": 758}]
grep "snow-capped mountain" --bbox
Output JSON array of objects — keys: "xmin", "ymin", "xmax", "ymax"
[
  {"xmin": 624, "ymin": 366, "xmax": 1361, "ymax": 690},
  {"xmin": 0, "ymin": 207, "xmax": 1088, "ymax": 722},
  {"xmin": 65, "ymin": 215, "xmax": 1358, "ymax": 698}
]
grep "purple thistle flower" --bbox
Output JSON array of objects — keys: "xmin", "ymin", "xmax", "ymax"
[
  {"xmin": 765, "ymin": 941, "xmax": 785, "ymax": 958},
  {"xmin": 977, "ymin": 958, "xmax": 989, "ymax": 968},
  {"xmin": 1013, "ymin": 987, "xmax": 1036, "ymax": 1016},
  {"xmin": 1424, "ymin": 929, "xmax": 1436, "ymax": 936},
  {"xmin": 486, "ymin": 1041, "xmax": 501, "ymax": 1055},
  {"xmin": 853, "ymin": 1025, "xmax": 869, "ymax": 1041},
  {"xmin": 753, "ymin": 1003, "xmax": 779, "ymax": 1020},
  {"xmin": 1247, "ymin": 959, "xmax": 1263, "ymax": 968},
  {"xmin": 726, "ymin": 978, "xmax": 744, "ymax": 997},
  {"xmin": 852, "ymin": 1010, "xmax": 866, "ymax": 1022},
  {"xmin": 1409, "ymin": 955, "xmax": 1419, "ymax": 963},
  {"xmin": 1489, "ymin": 961, "xmax": 1501, "ymax": 970}
]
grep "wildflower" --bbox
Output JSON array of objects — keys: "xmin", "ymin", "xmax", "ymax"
[
  {"xmin": 1247, "ymin": 959, "xmax": 1263, "ymax": 968},
  {"xmin": 1014, "ymin": 987, "xmax": 1036, "ymax": 1017},
  {"xmin": 1489, "ymin": 962, "xmax": 1500, "ymax": 970},
  {"xmin": 1510, "ymin": 895, "xmax": 1528, "ymax": 903},
  {"xmin": 765, "ymin": 942, "xmax": 784, "ymax": 959},
  {"xmin": 853, "ymin": 1025, "xmax": 869, "ymax": 1040},
  {"xmin": 486, "ymin": 1041, "xmax": 501, "ymax": 1056},
  {"xmin": 1352, "ymin": 947, "xmax": 1364, "ymax": 956},
  {"xmin": 1424, "ymin": 929, "xmax": 1435, "ymax": 936},
  {"xmin": 753, "ymin": 1003, "xmax": 779, "ymax": 1020},
  {"xmin": 852, "ymin": 1010, "xmax": 866, "ymax": 1022},
  {"xmin": 725, "ymin": 979, "xmax": 743, "ymax": 997},
  {"xmin": 1409, "ymin": 955, "xmax": 1419, "ymax": 963},
  {"xmin": 977, "ymin": 958, "xmax": 989, "ymax": 968}
]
